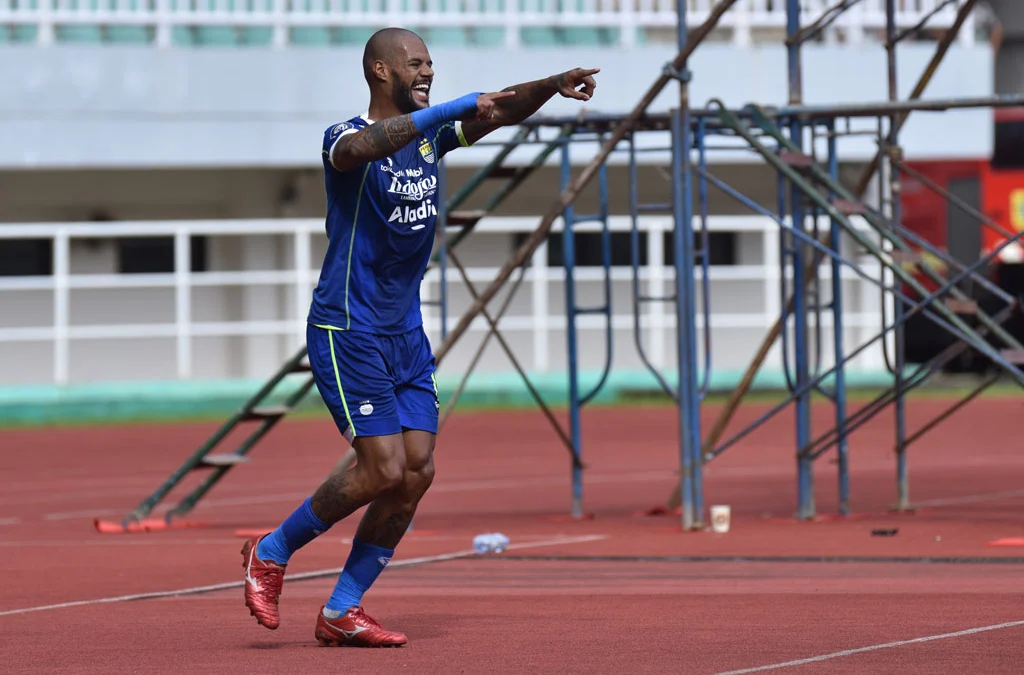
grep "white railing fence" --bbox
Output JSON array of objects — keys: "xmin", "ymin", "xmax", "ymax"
[
  {"xmin": 0, "ymin": 215, "xmax": 896, "ymax": 388},
  {"xmin": 0, "ymin": 0, "xmax": 975, "ymax": 49}
]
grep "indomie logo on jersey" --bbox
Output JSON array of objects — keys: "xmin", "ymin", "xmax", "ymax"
[
  {"xmin": 387, "ymin": 174, "xmax": 438, "ymax": 201},
  {"xmin": 388, "ymin": 199, "xmax": 437, "ymax": 228},
  {"xmin": 418, "ymin": 138, "xmax": 435, "ymax": 164}
]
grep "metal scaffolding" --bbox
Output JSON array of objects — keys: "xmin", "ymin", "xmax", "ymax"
[
  {"xmin": 100, "ymin": 0, "xmax": 1024, "ymax": 535},
  {"xmin": 426, "ymin": 0, "xmax": 1024, "ymax": 530}
]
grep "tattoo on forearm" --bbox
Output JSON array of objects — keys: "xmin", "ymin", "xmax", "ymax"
[
  {"xmin": 333, "ymin": 115, "xmax": 419, "ymax": 168},
  {"xmin": 495, "ymin": 77, "xmax": 559, "ymax": 124}
]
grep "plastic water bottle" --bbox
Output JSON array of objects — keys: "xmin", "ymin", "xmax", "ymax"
[{"xmin": 472, "ymin": 532, "xmax": 510, "ymax": 554}]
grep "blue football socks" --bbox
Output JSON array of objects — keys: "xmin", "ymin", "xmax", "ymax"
[
  {"xmin": 322, "ymin": 537, "xmax": 394, "ymax": 617},
  {"xmin": 256, "ymin": 497, "xmax": 330, "ymax": 565}
]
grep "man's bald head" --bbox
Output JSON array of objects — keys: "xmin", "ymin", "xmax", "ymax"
[
  {"xmin": 362, "ymin": 28, "xmax": 426, "ymax": 85},
  {"xmin": 361, "ymin": 27, "xmax": 434, "ymax": 115}
]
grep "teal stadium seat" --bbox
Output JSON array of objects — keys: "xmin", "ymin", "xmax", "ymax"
[
  {"xmin": 519, "ymin": 26, "xmax": 558, "ymax": 46},
  {"xmin": 181, "ymin": 0, "xmax": 241, "ymax": 46},
  {"xmin": 323, "ymin": 0, "xmax": 392, "ymax": 45},
  {"xmin": 106, "ymin": 26, "xmax": 153, "ymax": 44},
  {"xmin": 559, "ymin": 0, "xmax": 618, "ymax": 47},
  {"xmin": 423, "ymin": 27, "xmax": 468, "ymax": 47},
  {"xmin": 517, "ymin": 0, "xmax": 620, "ymax": 47},
  {"xmin": 283, "ymin": 0, "xmax": 330, "ymax": 46},
  {"xmin": 0, "ymin": 0, "xmax": 38, "ymax": 42},
  {"xmin": 332, "ymin": 26, "xmax": 377, "ymax": 46},
  {"xmin": 54, "ymin": 0, "xmax": 103, "ymax": 43},
  {"xmin": 420, "ymin": 0, "xmax": 469, "ymax": 47},
  {"xmin": 468, "ymin": 27, "xmax": 504, "ymax": 46},
  {"xmin": 52, "ymin": 0, "xmax": 100, "ymax": 43},
  {"xmin": 195, "ymin": 26, "xmax": 239, "ymax": 46},
  {"xmin": 459, "ymin": 0, "xmax": 505, "ymax": 46},
  {"xmin": 56, "ymin": 24, "xmax": 104, "ymax": 43},
  {"xmin": 239, "ymin": 0, "xmax": 274, "ymax": 46},
  {"xmin": 290, "ymin": 27, "xmax": 332, "ymax": 46},
  {"xmin": 241, "ymin": 26, "xmax": 273, "ymax": 46},
  {"xmin": 171, "ymin": 26, "xmax": 197, "ymax": 46}
]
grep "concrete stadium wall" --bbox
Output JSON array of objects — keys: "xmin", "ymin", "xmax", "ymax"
[{"xmin": 0, "ymin": 42, "xmax": 995, "ymax": 170}]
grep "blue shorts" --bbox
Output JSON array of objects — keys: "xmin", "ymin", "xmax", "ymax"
[{"xmin": 306, "ymin": 324, "xmax": 439, "ymax": 439}]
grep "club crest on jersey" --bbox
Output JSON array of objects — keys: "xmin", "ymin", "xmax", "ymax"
[{"xmin": 418, "ymin": 138, "xmax": 435, "ymax": 164}]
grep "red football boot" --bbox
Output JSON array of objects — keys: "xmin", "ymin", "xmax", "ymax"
[
  {"xmin": 314, "ymin": 605, "xmax": 408, "ymax": 648},
  {"xmin": 240, "ymin": 535, "xmax": 287, "ymax": 629}
]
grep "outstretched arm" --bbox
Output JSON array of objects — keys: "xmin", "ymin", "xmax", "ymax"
[
  {"xmin": 328, "ymin": 91, "xmax": 516, "ymax": 173},
  {"xmin": 460, "ymin": 68, "xmax": 600, "ymax": 146}
]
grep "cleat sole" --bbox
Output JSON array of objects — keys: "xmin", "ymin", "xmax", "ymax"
[{"xmin": 316, "ymin": 638, "xmax": 405, "ymax": 648}]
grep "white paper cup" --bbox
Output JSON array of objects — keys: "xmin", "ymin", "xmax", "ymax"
[{"xmin": 710, "ymin": 505, "xmax": 731, "ymax": 534}]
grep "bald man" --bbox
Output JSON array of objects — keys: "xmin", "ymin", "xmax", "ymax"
[{"xmin": 240, "ymin": 27, "xmax": 599, "ymax": 647}]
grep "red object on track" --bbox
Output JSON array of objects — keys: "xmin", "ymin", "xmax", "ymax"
[{"xmin": 93, "ymin": 518, "xmax": 210, "ymax": 534}]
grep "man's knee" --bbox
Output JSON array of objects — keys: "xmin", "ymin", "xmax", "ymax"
[
  {"xmin": 400, "ymin": 431, "xmax": 435, "ymax": 499},
  {"xmin": 403, "ymin": 455, "xmax": 435, "ymax": 498},
  {"xmin": 356, "ymin": 436, "xmax": 407, "ymax": 492}
]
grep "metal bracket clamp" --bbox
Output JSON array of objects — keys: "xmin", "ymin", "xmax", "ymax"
[{"xmin": 663, "ymin": 63, "xmax": 692, "ymax": 83}]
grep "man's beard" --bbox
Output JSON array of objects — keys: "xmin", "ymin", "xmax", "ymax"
[{"xmin": 392, "ymin": 80, "xmax": 424, "ymax": 115}]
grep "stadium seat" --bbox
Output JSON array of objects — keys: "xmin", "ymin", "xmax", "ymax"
[
  {"xmin": 241, "ymin": 26, "xmax": 274, "ymax": 46},
  {"xmin": 55, "ymin": 24, "xmax": 104, "ymax": 43},
  {"xmin": 423, "ymin": 27, "xmax": 469, "ymax": 47},
  {"xmin": 195, "ymin": 26, "xmax": 240, "ymax": 46},
  {"xmin": 469, "ymin": 27, "xmax": 505, "ymax": 47},
  {"xmin": 171, "ymin": 26, "xmax": 197, "ymax": 46},
  {"xmin": 283, "ymin": 0, "xmax": 331, "ymax": 47},
  {"xmin": 106, "ymin": 26, "xmax": 153, "ymax": 44},
  {"xmin": 559, "ymin": 27, "xmax": 606, "ymax": 46},
  {"xmin": 519, "ymin": 27, "xmax": 559, "ymax": 46},
  {"xmin": 333, "ymin": 27, "xmax": 377, "ymax": 46},
  {"xmin": 290, "ymin": 27, "xmax": 332, "ymax": 46},
  {"xmin": 51, "ymin": 0, "xmax": 103, "ymax": 43},
  {"xmin": 93, "ymin": 0, "xmax": 152, "ymax": 44}
]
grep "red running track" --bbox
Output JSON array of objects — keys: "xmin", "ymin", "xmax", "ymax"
[{"xmin": 2, "ymin": 399, "xmax": 1024, "ymax": 673}]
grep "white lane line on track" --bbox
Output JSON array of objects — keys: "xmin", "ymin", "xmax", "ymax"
[
  {"xmin": 0, "ymin": 517, "xmax": 20, "ymax": 526},
  {"xmin": 0, "ymin": 533, "xmax": 606, "ymax": 618},
  {"xmin": 710, "ymin": 620, "xmax": 1024, "ymax": 674},
  {"xmin": 0, "ymin": 532, "xmax": 593, "ymax": 548},
  {"xmin": 45, "ymin": 508, "xmax": 120, "ymax": 521},
  {"xmin": 911, "ymin": 488, "xmax": 1024, "ymax": 508},
  {"xmin": 37, "ymin": 470, "xmax": 673, "ymax": 522}
]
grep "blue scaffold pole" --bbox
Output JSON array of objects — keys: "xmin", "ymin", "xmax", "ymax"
[
  {"xmin": 826, "ymin": 123, "xmax": 850, "ymax": 515},
  {"xmin": 892, "ymin": 169, "xmax": 910, "ymax": 511},
  {"xmin": 560, "ymin": 139, "xmax": 585, "ymax": 519},
  {"xmin": 885, "ymin": 0, "xmax": 910, "ymax": 513},
  {"xmin": 670, "ymin": 107, "xmax": 702, "ymax": 531},
  {"xmin": 786, "ymin": 0, "xmax": 815, "ymax": 521}
]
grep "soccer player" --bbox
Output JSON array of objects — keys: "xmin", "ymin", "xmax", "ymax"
[{"xmin": 240, "ymin": 27, "xmax": 599, "ymax": 647}]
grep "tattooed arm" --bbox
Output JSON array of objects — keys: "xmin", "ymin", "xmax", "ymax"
[
  {"xmin": 329, "ymin": 115, "xmax": 422, "ymax": 173},
  {"xmin": 328, "ymin": 91, "xmax": 517, "ymax": 173},
  {"xmin": 460, "ymin": 67, "xmax": 600, "ymax": 146}
]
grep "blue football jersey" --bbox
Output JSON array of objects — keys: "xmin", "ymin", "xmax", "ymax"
[{"xmin": 308, "ymin": 115, "xmax": 468, "ymax": 335}]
